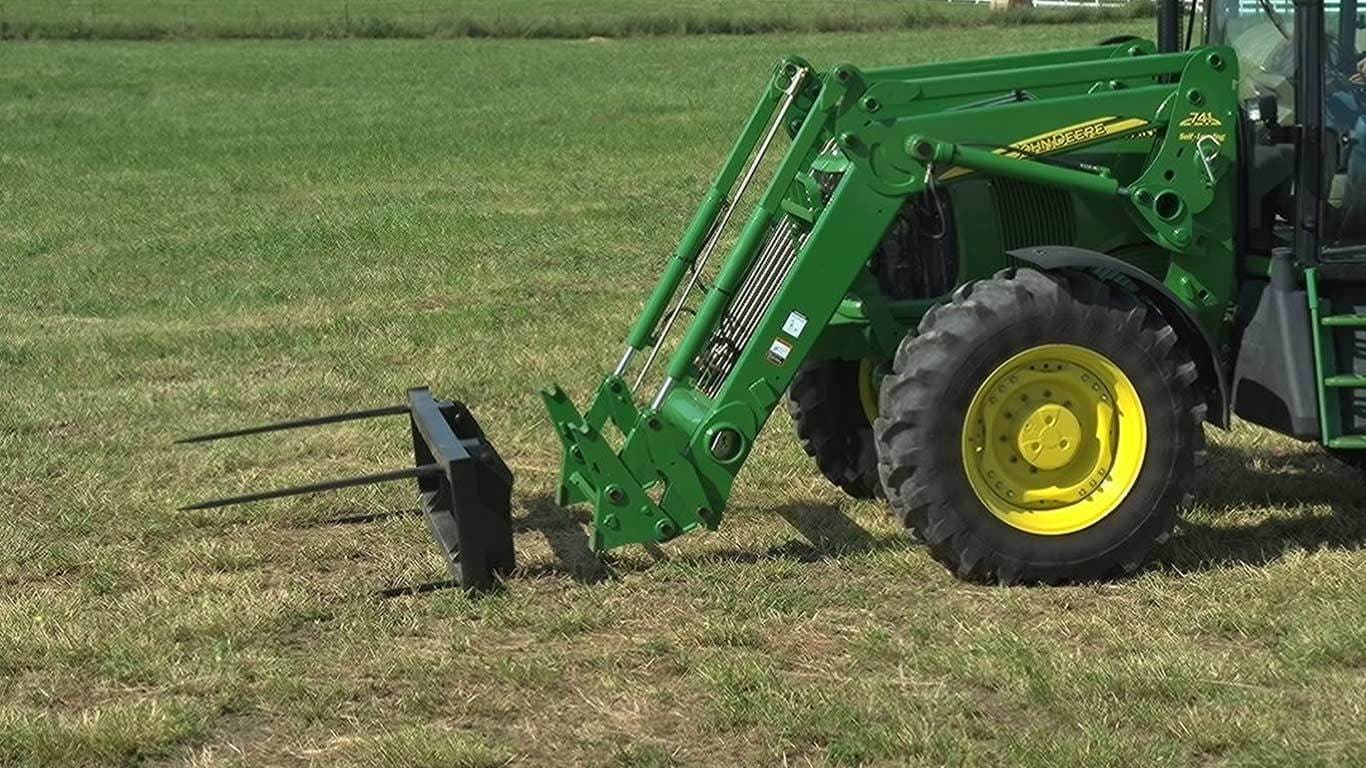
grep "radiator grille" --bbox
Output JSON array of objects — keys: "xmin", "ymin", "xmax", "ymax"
[{"xmin": 993, "ymin": 179, "xmax": 1076, "ymax": 253}]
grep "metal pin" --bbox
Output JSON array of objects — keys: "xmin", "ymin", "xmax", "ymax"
[
  {"xmin": 1197, "ymin": 135, "xmax": 1221, "ymax": 185},
  {"xmin": 651, "ymin": 378, "xmax": 675, "ymax": 411},
  {"xmin": 612, "ymin": 347, "xmax": 636, "ymax": 378}
]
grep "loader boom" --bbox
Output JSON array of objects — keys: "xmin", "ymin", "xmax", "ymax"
[{"xmin": 546, "ymin": 40, "xmax": 1241, "ymax": 553}]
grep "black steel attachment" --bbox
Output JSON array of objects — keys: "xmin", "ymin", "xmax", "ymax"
[{"xmin": 179, "ymin": 387, "xmax": 514, "ymax": 592}]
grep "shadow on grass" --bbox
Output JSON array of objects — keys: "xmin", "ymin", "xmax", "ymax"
[
  {"xmin": 1160, "ymin": 440, "xmax": 1366, "ymax": 572},
  {"xmin": 517, "ymin": 496, "xmax": 613, "ymax": 586},
  {"xmin": 776, "ymin": 502, "xmax": 907, "ymax": 558},
  {"xmin": 296, "ymin": 507, "xmax": 418, "ymax": 528},
  {"xmin": 374, "ymin": 579, "xmax": 460, "ymax": 599},
  {"xmin": 512, "ymin": 496, "xmax": 912, "ymax": 582},
  {"xmin": 645, "ymin": 502, "xmax": 911, "ymax": 568},
  {"xmin": 664, "ymin": 503, "xmax": 911, "ymax": 568}
]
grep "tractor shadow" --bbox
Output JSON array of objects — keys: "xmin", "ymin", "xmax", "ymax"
[
  {"xmin": 516, "ymin": 496, "xmax": 614, "ymax": 585},
  {"xmin": 513, "ymin": 495, "xmax": 908, "ymax": 582},
  {"xmin": 370, "ymin": 497, "xmax": 605, "ymax": 598},
  {"xmin": 773, "ymin": 503, "xmax": 908, "ymax": 561},
  {"xmin": 1158, "ymin": 438, "xmax": 1366, "ymax": 573},
  {"xmin": 643, "ymin": 502, "xmax": 908, "ymax": 568},
  {"xmin": 295, "ymin": 507, "xmax": 418, "ymax": 528}
]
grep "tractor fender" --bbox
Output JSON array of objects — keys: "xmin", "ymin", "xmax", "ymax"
[{"xmin": 1007, "ymin": 246, "xmax": 1230, "ymax": 428}]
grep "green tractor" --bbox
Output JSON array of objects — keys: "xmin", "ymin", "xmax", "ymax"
[{"xmin": 186, "ymin": 0, "xmax": 1366, "ymax": 590}]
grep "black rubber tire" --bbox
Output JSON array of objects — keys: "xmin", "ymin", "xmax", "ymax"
[
  {"xmin": 874, "ymin": 268, "xmax": 1207, "ymax": 584},
  {"xmin": 788, "ymin": 359, "xmax": 883, "ymax": 500}
]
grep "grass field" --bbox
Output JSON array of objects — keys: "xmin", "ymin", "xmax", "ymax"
[
  {"xmin": 7, "ymin": 20, "xmax": 1366, "ymax": 768},
  {"xmin": 0, "ymin": 0, "xmax": 1151, "ymax": 40}
]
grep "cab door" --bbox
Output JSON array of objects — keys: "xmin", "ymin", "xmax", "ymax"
[{"xmin": 1319, "ymin": 0, "xmax": 1366, "ymax": 253}]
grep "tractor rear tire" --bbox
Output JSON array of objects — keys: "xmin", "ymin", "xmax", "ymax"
[
  {"xmin": 875, "ymin": 269, "xmax": 1207, "ymax": 584},
  {"xmin": 788, "ymin": 360, "xmax": 883, "ymax": 500}
]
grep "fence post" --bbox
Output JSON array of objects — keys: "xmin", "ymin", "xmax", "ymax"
[{"xmin": 344, "ymin": 0, "xmax": 350, "ymax": 30}]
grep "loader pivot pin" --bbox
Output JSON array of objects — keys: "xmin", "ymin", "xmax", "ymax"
[{"xmin": 178, "ymin": 387, "xmax": 515, "ymax": 592}]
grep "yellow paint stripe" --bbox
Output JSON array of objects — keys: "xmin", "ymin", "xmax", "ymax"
[{"xmin": 936, "ymin": 116, "xmax": 1152, "ymax": 182}]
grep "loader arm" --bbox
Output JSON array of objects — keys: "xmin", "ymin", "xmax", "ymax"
[{"xmin": 546, "ymin": 40, "xmax": 1241, "ymax": 553}]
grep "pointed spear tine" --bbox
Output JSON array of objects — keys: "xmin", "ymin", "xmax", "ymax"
[
  {"xmin": 175, "ymin": 404, "xmax": 411, "ymax": 445},
  {"xmin": 178, "ymin": 464, "xmax": 443, "ymax": 511}
]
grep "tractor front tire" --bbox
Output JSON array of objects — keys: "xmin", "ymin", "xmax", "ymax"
[
  {"xmin": 789, "ymin": 359, "xmax": 883, "ymax": 500},
  {"xmin": 875, "ymin": 269, "xmax": 1206, "ymax": 584}
]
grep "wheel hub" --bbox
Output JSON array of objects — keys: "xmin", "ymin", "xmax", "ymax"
[
  {"xmin": 961, "ymin": 344, "xmax": 1147, "ymax": 536},
  {"xmin": 1016, "ymin": 403, "xmax": 1081, "ymax": 470}
]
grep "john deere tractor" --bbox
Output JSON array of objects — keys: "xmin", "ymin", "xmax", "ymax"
[{"xmin": 186, "ymin": 0, "xmax": 1366, "ymax": 590}]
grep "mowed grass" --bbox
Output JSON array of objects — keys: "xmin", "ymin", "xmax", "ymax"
[
  {"xmin": 5, "ymin": 23, "xmax": 1366, "ymax": 767},
  {"xmin": 0, "ymin": 0, "xmax": 1151, "ymax": 40}
]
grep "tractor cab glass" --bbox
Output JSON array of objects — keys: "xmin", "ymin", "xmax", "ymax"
[
  {"xmin": 1208, "ymin": 0, "xmax": 1298, "ymax": 121},
  {"xmin": 1211, "ymin": 0, "xmax": 1366, "ymax": 251},
  {"xmin": 1320, "ymin": 1, "xmax": 1366, "ymax": 249}
]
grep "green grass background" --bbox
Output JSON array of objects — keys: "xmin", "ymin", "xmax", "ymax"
[
  {"xmin": 0, "ymin": 0, "xmax": 1153, "ymax": 39},
  {"xmin": 5, "ymin": 18, "xmax": 1366, "ymax": 768}
]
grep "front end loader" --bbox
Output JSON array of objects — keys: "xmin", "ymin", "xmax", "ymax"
[
  {"xmin": 542, "ymin": 37, "xmax": 1237, "ymax": 584},
  {"xmin": 185, "ymin": 0, "xmax": 1366, "ymax": 590}
]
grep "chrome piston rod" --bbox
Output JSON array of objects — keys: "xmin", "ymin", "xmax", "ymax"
[
  {"xmin": 696, "ymin": 218, "xmax": 794, "ymax": 394},
  {"xmin": 632, "ymin": 67, "xmax": 809, "ymax": 396}
]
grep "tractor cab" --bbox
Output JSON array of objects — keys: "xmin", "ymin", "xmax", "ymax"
[
  {"xmin": 1196, "ymin": 0, "xmax": 1366, "ymax": 459},
  {"xmin": 1207, "ymin": 0, "xmax": 1366, "ymax": 252}
]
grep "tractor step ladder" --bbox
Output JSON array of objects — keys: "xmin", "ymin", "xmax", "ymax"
[
  {"xmin": 1308, "ymin": 269, "xmax": 1366, "ymax": 451},
  {"xmin": 1319, "ymin": 315, "xmax": 1366, "ymax": 327}
]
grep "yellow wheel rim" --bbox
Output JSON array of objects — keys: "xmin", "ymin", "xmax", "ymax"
[
  {"xmin": 858, "ymin": 359, "xmax": 881, "ymax": 424},
  {"xmin": 961, "ymin": 344, "xmax": 1147, "ymax": 536}
]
